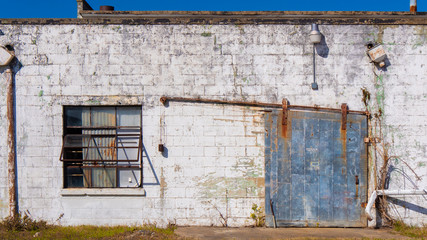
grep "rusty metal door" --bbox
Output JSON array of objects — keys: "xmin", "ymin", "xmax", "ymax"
[{"xmin": 265, "ymin": 110, "xmax": 368, "ymax": 227}]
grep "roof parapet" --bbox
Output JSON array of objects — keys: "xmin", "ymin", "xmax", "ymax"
[{"xmin": 2, "ymin": 11, "xmax": 427, "ymax": 25}]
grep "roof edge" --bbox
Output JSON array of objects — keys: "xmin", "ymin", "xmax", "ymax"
[
  {"xmin": 1, "ymin": 11, "xmax": 427, "ymax": 25},
  {"xmin": 78, "ymin": 10, "xmax": 426, "ymax": 16}
]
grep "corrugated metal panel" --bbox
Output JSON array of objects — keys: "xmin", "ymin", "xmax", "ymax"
[{"xmin": 265, "ymin": 110, "xmax": 367, "ymax": 227}]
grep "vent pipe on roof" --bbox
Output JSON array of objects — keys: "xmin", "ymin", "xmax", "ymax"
[
  {"xmin": 410, "ymin": 0, "xmax": 417, "ymax": 12},
  {"xmin": 76, "ymin": 0, "xmax": 93, "ymax": 18},
  {"xmin": 100, "ymin": 5, "xmax": 114, "ymax": 11}
]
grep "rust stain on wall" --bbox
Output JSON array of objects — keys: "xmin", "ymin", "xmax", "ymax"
[
  {"xmin": 280, "ymin": 112, "xmax": 289, "ymax": 139},
  {"xmin": 340, "ymin": 127, "xmax": 347, "ymax": 169}
]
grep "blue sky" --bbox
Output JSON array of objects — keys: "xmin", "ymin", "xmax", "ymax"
[{"xmin": 0, "ymin": 0, "xmax": 424, "ymax": 18}]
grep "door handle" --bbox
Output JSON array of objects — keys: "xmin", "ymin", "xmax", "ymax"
[{"xmin": 355, "ymin": 175, "xmax": 359, "ymax": 197}]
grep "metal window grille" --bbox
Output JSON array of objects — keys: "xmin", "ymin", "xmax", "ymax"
[{"xmin": 60, "ymin": 106, "xmax": 142, "ymax": 188}]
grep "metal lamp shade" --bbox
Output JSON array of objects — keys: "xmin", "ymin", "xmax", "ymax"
[{"xmin": 309, "ymin": 24, "xmax": 322, "ymax": 44}]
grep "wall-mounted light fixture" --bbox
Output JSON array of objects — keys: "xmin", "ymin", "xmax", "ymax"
[
  {"xmin": 366, "ymin": 42, "xmax": 387, "ymax": 68},
  {"xmin": 309, "ymin": 24, "xmax": 322, "ymax": 90},
  {"xmin": 309, "ymin": 24, "xmax": 322, "ymax": 44}
]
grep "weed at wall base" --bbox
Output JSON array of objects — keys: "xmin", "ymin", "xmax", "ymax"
[
  {"xmin": 0, "ymin": 212, "xmax": 47, "ymax": 232},
  {"xmin": 250, "ymin": 203, "xmax": 265, "ymax": 227}
]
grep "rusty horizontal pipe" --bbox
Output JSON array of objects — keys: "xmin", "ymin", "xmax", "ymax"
[
  {"xmin": 160, "ymin": 96, "xmax": 282, "ymax": 108},
  {"xmin": 6, "ymin": 67, "xmax": 17, "ymax": 218},
  {"xmin": 160, "ymin": 96, "xmax": 368, "ymax": 115}
]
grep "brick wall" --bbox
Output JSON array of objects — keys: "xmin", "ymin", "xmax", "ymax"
[{"xmin": 0, "ymin": 23, "xmax": 426, "ymax": 226}]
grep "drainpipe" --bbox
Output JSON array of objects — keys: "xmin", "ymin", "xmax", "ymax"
[
  {"xmin": 1, "ymin": 45, "xmax": 17, "ymax": 217},
  {"xmin": 365, "ymin": 189, "xmax": 427, "ymax": 221},
  {"xmin": 410, "ymin": 0, "xmax": 417, "ymax": 13},
  {"xmin": 5, "ymin": 66, "xmax": 18, "ymax": 217}
]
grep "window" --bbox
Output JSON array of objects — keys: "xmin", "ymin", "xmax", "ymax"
[{"xmin": 61, "ymin": 106, "xmax": 142, "ymax": 188}]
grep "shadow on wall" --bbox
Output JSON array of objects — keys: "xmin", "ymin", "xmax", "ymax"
[
  {"xmin": 143, "ymin": 144, "xmax": 160, "ymax": 186},
  {"xmin": 387, "ymin": 165, "xmax": 419, "ymax": 190},
  {"xmin": 379, "ymin": 58, "xmax": 392, "ymax": 71},
  {"xmin": 383, "ymin": 164, "xmax": 426, "ymax": 221},
  {"xmin": 161, "ymin": 146, "xmax": 168, "ymax": 158},
  {"xmin": 315, "ymin": 35, "xmax": 329, "ymax": 58},
  {"xmin": 388, "ymin": 197, "xmax": 427, "ymax": 215}
]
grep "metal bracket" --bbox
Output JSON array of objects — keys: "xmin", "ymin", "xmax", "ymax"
[
  {"xmin": 364, "ymin": 137, "xmax": 381, "ymax": 143},
  {"xmin": 160, "ymin": 97, "xmax": 167, "ymax": 105},
  {"xmin": 341, "ymin": 103, "xmax": 348, "ymax": 130},
  {"xmin": 158, "ymin": 144, "xmax": 165, "ymax": 152},
  {"xmin": 282, "ymin": 99, "xmax": 288, "ymax": 126}
]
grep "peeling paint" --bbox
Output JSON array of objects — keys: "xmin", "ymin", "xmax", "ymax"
[
  {"xmin": 160, "ymin": 167, "xmax": 167, "ymax": 199},
  {"xmin": 374, "ymin": 74, "xmax": 385, "ymax": 117},
  {"xmin": 198, "ymin": 175, "xmax": 264, "ymax": 199},
  {"xmin": 0, "ymin": 199, "xmax": 7, "ymax": 215},
  {"xmin": 198, "ymin": 157, "xmax": 264, "ymax": 199},
  {"xmin": 201, "ymin": 32, "xmax": 212, "ymax": 37},
  {"xmin": 412, "ymin": 26, "xmax": 427, "ymax": 49}
]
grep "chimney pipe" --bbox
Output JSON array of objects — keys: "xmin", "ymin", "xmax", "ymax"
[
  {"xmin": 410, "ymin": 0, "xmax": 417, "ymax": 12},
  {"xmin": 100, "ymin": 5, "xmax": 114, "ymax": 11}
]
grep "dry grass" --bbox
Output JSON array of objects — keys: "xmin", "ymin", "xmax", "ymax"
[
  {"xmin": 0, "ymin": 215, "xmax": 178, "ymax": 240},
  {"xmin": 393, "ymin": 220, "xmax": 427, "ymax": 239}
]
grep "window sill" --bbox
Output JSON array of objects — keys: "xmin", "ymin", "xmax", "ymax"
[{"xmin": 60, "ymin": 188, "xmax": 146, "ymax": 197}]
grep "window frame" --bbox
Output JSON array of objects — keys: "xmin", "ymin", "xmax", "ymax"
[{"xmin": 60, "ymin": 105, "xmax": 143, "ymax": 189}]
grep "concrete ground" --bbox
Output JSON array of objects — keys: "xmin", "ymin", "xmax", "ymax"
[{"xmin": 175, "ymin": 227, "xmax": 408, "ymax": 239}]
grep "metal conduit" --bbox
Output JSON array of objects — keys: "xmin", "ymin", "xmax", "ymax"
[{"xmin": 365, "ymin": 189, "xmax": 427, "ymax": 221}]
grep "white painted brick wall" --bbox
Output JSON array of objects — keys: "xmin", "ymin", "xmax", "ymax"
[{"xmin": 0, "ymin": 23, "xmax": 426, "ymax": 227}]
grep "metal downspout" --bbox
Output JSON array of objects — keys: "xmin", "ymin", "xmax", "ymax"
[
  {"xmin": 5, "ymin": 67, "xmax": 18, "ymax": 217},
  {"xmin": 365, "ymin": 191, "xmax": 377, "ymax": 221}
]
